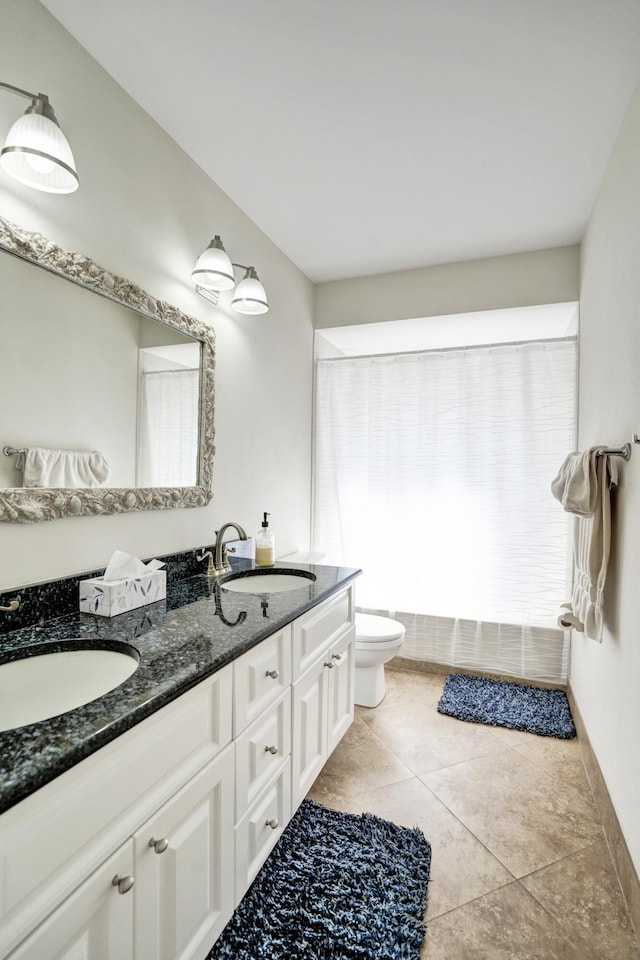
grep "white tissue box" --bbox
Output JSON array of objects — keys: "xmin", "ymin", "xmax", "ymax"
[{"xmin": 79, "ymin": 570, "xmax": 167, "ymax": 617}]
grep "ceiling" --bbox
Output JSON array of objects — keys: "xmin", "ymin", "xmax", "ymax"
[{"xmin": 41, "ymin": 0, "xmax": 640, "ymax": 283}]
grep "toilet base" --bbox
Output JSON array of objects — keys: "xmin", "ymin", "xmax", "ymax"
[{"xmin": 354, "ymin": 663, "xmax": 386, "ymax": 708}]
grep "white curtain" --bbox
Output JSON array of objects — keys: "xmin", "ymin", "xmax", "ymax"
[
  {"xmin": 137, "ymin": 369, "xmax": 199, "ymax": 487},
  {"xmin": 312, "ymin": 338, "xmax": 577, "ymax": 682}
]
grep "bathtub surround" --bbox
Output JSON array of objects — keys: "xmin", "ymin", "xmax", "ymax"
[
  {"xmin": 437, "ymin": 674, "xmax": 576, "ymax": 740},
  {"xmin": 208, "ymin": 798, "xmax": 431, "ymax": 960}
]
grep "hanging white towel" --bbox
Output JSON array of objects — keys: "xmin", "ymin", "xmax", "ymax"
[
  {"xmin": 16, "ymin": 448, "xmax": 111, "ymax": 488},
  {"xmin": 551, "ymin": 448, "xmax": 618, "ymax": 642}
]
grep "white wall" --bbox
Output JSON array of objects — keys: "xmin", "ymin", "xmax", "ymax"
[
  {"xmin": 571, "ymin": 78, "xmax": 640, "ymax": 874},
  {"xmin": 0, "ymin": 0, "xmax": 314, "ymax": 589},
  {"xmin": 315, "ymin": 245, "xmax": 580, "ymax": 329}
]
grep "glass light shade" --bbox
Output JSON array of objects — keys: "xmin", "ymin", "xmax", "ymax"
[
  {"xmin": 231, "ymin": 269, "xmax": 269, "ymax": 315},
  {"xmin": 191, "ymin": 236, "xmax": 235, "ymax": 291},
  {"xmin": 1, "ymin": 112, "xmax": 78, "ymax": 194}
]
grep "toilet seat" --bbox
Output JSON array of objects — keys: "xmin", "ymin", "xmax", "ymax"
[{"xmin": 355, "ymin": 613, "xmax": 405, "ymax": 643}]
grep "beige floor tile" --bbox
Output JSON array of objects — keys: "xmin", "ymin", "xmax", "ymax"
[
  {"xmin": 521, "ymin": 840, "xmax": 640, "ymax": 960},
  {"xmin": 421, "ymin": 881, "xmax": 586, "ymax": 960},
  {"xmin": 319, "ymin": 715, "xmax": 414, "ymax": 789},
  {"xmin": 422, "ymin": 746, "xmax": 602, "ymax": 877},
  {"xmin": 514, "ymin": 734, "xmax": 592, "ymax": 792},
  {"xmin": 326, "ymin": 775, "xmax": 513, "ymax": 919},
  {"xmin": 365, "ymin": 668, "xmax": 447, "ymax": 715},
  {"xmin": 361, "ymin": 701, "xmax": 507, "ymax": 775},
  {"xmin": 305, "ymin": 667, "xmax": 637, "ymax": 958}
]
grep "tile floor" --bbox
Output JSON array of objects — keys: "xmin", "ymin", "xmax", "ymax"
[{"xmin": 307, "ymin": 665, "xmax": 640, "ymax": 960}]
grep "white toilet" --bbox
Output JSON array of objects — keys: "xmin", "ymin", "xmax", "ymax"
[{"xmin": 354, "ymin": 613, "xmax": 405, "ymax": 708}]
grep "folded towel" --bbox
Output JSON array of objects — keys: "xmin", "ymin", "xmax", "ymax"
[
  {"xmin": 550, "ymin": 448, "xmax": 601, "ymax": 515},
  {"xmin": 16, "ymin": 448, "xmax": 111, "ymax": 488},
  {"xmin": 551, "ymin": 451, "xmax": 619, "ymax": 642}
]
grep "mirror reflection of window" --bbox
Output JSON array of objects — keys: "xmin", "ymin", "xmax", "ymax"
[{"xmin": 136, "ymin": 343, "xmax": 200, "ymax": 487}]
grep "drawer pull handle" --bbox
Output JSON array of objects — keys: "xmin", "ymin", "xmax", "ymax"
[
  {"xmin": 265, "ymin": 744, "xmax": 278, "ymax": 755},
  {"xmin": 112, "ymin": 874, "xmax": 135, "ymax": 895},
  {"xmin": 332, "ymin": 653, "xmax": 342, "ymax": 661},
  {"xmin": 265, "ymin": 669, "xmax": 280, "ymax": 679},
  {"xmin": 324, "ymin": 661, "xmax": 335, "ymax": 669},
  {"xmin": 265, "ymin": 818, "xmax": 279, "ymax": 830},
  {"xmin": 149, "ymin": 837, "xmax": 169, "ymax": 854}
]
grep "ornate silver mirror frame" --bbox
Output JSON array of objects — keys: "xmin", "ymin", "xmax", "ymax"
[{"xmin": 0, "ymin": 215, "xmax": 215, "ymax": 523}]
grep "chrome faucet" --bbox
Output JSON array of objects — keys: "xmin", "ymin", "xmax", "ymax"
[{"xmin": 212, "ymin": 522, "xmax": 248, "ymax": 576}]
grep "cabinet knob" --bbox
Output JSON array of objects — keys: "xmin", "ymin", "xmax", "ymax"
[
  {"xmin": 265, "ymin": 744, "xmax": 278, "ymax": 755},
  {"xmin": 112, "ymin": 874, "xmax": 135, "ymax": 895},
  {"xmin": 324, "ymin": 661, "xmax": 335, "ymax": 669},
  {"xmin": 265, "ymin": 669, "xmax": 279, "ymax": 679},
  {"xmin": 265, "ymin": 818, "xmax": 279, "ymax": 830},
  {"xmin": 148, "ymin": 837, "xmax": 169, "ymax": 854},
  {"xmin": 332, "ymin": 653, "xmax": 342, "ymax": 661}
]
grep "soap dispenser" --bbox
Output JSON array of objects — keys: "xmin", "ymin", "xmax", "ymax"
[{"xmin": 255, "ymin": 512, "xmax": 275, "ymax": 567}]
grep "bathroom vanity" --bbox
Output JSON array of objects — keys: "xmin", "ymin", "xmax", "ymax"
[{"xmin": 0, "ymin": 562, "xmax": 360, "ymax": 960}]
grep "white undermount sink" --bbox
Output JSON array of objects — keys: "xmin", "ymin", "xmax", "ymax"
[
  {"xmin": 221, "ymin": 570, "xmax": 316, "ymax": 594},
  {"xmin": 0, "ymin": 644, "xmax": 139, "ymax": 732}
]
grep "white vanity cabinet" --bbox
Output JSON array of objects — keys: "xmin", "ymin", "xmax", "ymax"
[
  {"xmin": 291, "ymin": 587, "xmax": 355, "ymax": 809},
  {"xmin": 0, "ymin": 581, "xmax": 356, "ymax": 960},
  {"xmin": 6, "ymin": 746, "xmax": 235, "ymax": 960},
  {"xmin": 0, "ymin": 667, "xmax": 234, "ymax": 960}
]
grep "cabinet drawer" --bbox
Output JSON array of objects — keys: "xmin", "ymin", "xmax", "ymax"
[
  {"xmin": 234, "ymin": 760, "xmax": 291, "ymax": 902},
  {"xmin": 235, "ymin": 690, "xmax": 291, "ymax": 822},
  {"xmin": 0, "ymin": 665, "xmax": 233, "ymax": 958},
  {"xmin": 292, "ymin": 586, "xmax": 354, "ymax": 680},
  {"xmin": 233, "ymin": 626, "xmax": 291, "ymax": 736}
]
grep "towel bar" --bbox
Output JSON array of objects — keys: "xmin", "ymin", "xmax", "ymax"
[
  {"xmin": 2, "ymin": 446, "xmax": 25, "ymax": 457},
  {"xmin": 596, "ymin": 434, "xmax": 640, "ymax": 461}
]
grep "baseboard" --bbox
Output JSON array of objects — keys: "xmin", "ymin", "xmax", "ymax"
[
  {"xmin": 387, "ymin": 656, "xmax": 564, "ymax": 690},
  {"xmin": 567, "ymin": 687, "xmax": 640, "ymax": 936}
]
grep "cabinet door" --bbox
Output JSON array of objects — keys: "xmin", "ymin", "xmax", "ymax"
[
  {"xmin": 133, "ymin": 744, "xmax": 234, "ymax": 960},
  {"xmin": 291, "ymin": 659, "xmax": 328, "ymax": 810},
  {"xmin": 7, "ymin": 843, "xmax": 134, "ymax": 960},
  {"xmin": 326, "ymin": 628, "xmax": 355, "ymax": 756}
]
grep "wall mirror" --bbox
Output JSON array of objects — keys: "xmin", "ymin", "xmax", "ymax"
[{"xmin": 0, "ymin": 215, "xmax": 215, "ymax": 523}]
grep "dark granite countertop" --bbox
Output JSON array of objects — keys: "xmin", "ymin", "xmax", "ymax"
[{"xmin": 0, "ymin": 560, "xmax": 361, "ymax": 815}]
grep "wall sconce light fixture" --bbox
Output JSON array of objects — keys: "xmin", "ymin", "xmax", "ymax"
[
  {"xmin": 192, "ymin": 235, "xmax": 269, "ymax": 315},
  {"xmin": 0, "ymin": 81, "xmax": 78, "ymax": 194}
]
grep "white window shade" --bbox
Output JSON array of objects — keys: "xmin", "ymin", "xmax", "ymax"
[{"xmin": 312, "ymin": 337, "xmax": 577, "ymax": 682}]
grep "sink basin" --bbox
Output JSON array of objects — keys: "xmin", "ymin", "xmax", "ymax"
[
  {"xmin": 0, "ymin": 643, "xmax": 139, "ymax": 732},
  {"xmin": 221, "ymin": 569, "xmax": 316, "ymax": 594}
]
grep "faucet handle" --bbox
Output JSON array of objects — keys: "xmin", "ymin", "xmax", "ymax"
[
  {"xmin": 196, "ymin": 550, "xmax": 216, "ymax": 578},
  {"xmin": 218, "ymin": 544, "xmax": 233, "ymax": 573}
]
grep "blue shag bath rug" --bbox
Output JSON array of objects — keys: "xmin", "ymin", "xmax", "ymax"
[
  {"xmin": 437, "ymin": 673, "xmax": 576, "ymax": 739},
  {"xmin": 208, "ymin": 798, "xmax": 431, "ymax": 959}
]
